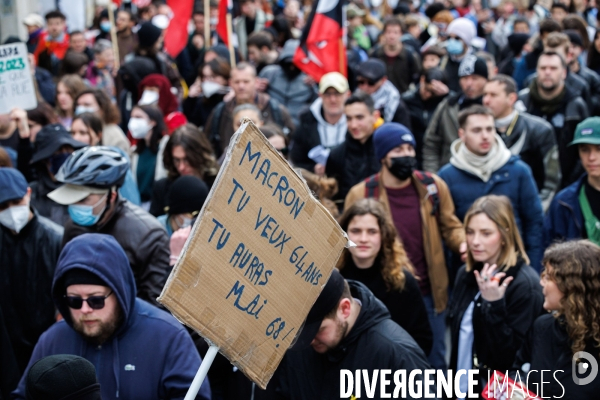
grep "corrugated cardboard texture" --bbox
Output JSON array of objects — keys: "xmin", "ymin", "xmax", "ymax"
[{"xmin": 158, "ymin": 121, "xmax": 348, "ymax": 389}]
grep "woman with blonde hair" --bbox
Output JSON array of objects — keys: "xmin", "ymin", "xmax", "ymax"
[
  {"xmin": 512, "ymin": 240, "xmax": 600, "ymax": 397},
  {"xmin": 337, "ymin": 198, "xmax": 432, "ymax": 355},
  {"xmin": 447, "ymin": 195, "xmax": 543, "ymax": 398}
]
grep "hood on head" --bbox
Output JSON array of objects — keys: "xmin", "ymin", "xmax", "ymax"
[
  {"xmin": 52, "ymin": 234, "xmax": 136, "ymax": 331},
  {"xmin": 278, "ymin": 39, "xmax": 300, "ymax": 63}
]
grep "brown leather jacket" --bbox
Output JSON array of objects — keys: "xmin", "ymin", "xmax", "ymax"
[{"xmin": 344, "ymin": 172, "xmax": 464, "ymax": 313}]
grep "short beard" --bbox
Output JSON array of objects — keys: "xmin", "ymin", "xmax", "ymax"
[
  {"xmin": 72, "ymin": 305, "xmax": 123, "ymax": 345},
  {"xmin": 319, "ymin": 319, "xmax": 349, "ymax": 353},
  {"xmin": 539, "ymin": 82, "xmax": 558, "ymax": 93}
]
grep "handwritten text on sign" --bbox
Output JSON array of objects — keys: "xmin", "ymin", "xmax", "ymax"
[
  {"xmin": 158, "ymin": 121, "xmax": 348, "ymax": 389},
  {"xmin": 0, "ymin": 43, "xmax": 37, "ymax": 114}
]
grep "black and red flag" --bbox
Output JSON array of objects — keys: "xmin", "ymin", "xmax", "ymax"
[{"xmin": 293, "ymin": 0, "xmax": 347, "ymax": 82}]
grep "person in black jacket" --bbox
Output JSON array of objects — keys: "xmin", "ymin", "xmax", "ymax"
[
  {"xmin": 270, "ymin": 269, "xmax": 432, "ymax": 399},
  {"xmin": 47, "ymin": 146, "xmax": 170, "ymax": 307},
  {"xmin": 326, "ymin": 92, "xmax": 381, "ymax": 209},
  {"xmin": 337, "ymin": 198, "xmax": 433, "ymax": 355},
  {"xmin": 519, "ymin": 51, "xmax": 589, "ymax": 189},
  {"xmin": 447, "ymin": 195, "xmax": 544, "ymax": 398},
  {"xmin": 0, "ymin": 168, "xmax": 63, "ymax": 395},
  {"xmin": 483, "ymin": 75, "xmax": 559, "ymax": 207},
  {"xmin": 402, "ymin": 67, "xmax": 451, "ymax": 169},
  {"xmin": 511, "ymin": 240, "xmax": 600, "ymax": 398}
]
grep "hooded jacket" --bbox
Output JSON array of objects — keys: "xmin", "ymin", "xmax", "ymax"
[
  {"xmin": 259, "ymin": 42, "xmax": 318, "ymax": 126},
  {"xmin": 61, "ymin": 196, "xmax": 170, "ymax": 307},
  {"xmin": 447, "ymin": 261, "xmax": 544, "ymax": 398},
  {"xmin": 12, "ymin": 234, "xmax": 210, "ymax": 400},
  {"xmin": 290, "ymin": 98, "xmax": 347, "ymax": 171},
  {"xmin": 438, "ymin": 141, "xmax": 544, "ymax": 270},
  {"xmin": 0, "ymin": 209, "xmax": 62, "ymax": 383},
  {"xmin": 519, "ymin": 82, "xmax": 589, "ymax": 189},
  {"xmin": 272, "ymin": 280, "xmax": 432, "ymax": 400}
]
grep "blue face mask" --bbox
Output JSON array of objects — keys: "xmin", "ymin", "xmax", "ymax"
[
  {"xmin": 100, "ymin": 21, "xmax": 111, "ymax": 33},
  {"xmin": 68, "ymin": 194, "xmax": 107, "ymax": 226},
  {"xmin": 446, "ymin": 38, "xmax": 464, "ymax": 55},
  {"xmin": 49, "ymin": 152, "xmax": 71, "ymax": 176}
]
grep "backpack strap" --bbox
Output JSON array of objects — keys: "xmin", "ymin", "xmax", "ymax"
[
  {"xmin": 364, "ymin": 174, "xmax": 380, "ymax": 200},
  {"xmin": 413, "ymin": 170, "xmax": 440, "ymax": 218}
]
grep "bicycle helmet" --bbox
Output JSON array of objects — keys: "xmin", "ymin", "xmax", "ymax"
[{"xmin": 55, "ymin": 146, "xmax": 129, "ymax": 188}]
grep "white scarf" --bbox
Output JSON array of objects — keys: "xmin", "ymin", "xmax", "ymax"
[{"xmin": 449, "ymin": 134, "xmax": 512, "ymax": 182}]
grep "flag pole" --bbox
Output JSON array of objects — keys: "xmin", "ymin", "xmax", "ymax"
[
  {"xmin": 107, "ymin": 1, "xmax": 120, "ymax": 71},
  {"xmin": 226, "ymin": 12, "xmax": 236, "ymax": 67},
  {"xmin": 204, "ymin": 0, "xmax": 210, "ymax": 48},
  {"xmin": 184, "ymin": 344, "xmax": 219, "ymax": 400}
]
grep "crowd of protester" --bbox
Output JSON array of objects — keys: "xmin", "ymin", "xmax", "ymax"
[{"xmin": 1, "ymin": 0, "xmax": 600, "ymax": 398}]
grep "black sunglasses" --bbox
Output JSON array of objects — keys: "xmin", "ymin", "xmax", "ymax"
[
  {"xmin": 65, "ymin": 291, "xmax": 113, "ymax": 310},
  {"xmin": 356, "ymin": 78, "xmax": 376, "ymax": 86}
]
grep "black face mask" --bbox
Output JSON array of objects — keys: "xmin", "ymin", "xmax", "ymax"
[{"xmin": 388, "ymin": 156, "xmax": 417, "ymax": 181}]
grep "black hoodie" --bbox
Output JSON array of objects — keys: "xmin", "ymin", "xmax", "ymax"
[{"xmin": 272, "ymin": 280, "xmax": 432, "ymax": 400}]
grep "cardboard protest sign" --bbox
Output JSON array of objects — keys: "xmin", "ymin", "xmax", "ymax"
[
  {"xmin": 158, "ymin": 120, "xmax": 349, "ymax": 388},
  {"xmin": 0, "ymin": 43, "xmax": 37, "ymax": 114}
]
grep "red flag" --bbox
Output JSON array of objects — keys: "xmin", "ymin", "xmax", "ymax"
[
  {"xmin": 293, "ymin": 0, "xmax": 347, "ymax": 82},
  {"xmin": 163, "ymin": 0, "xmax": 194, "ymax": 57},
  {"xmin": 217, "ymin": 0, "xmax": 233, "ymax": 46},
  {"xmin": 112, "ymin": 0, "xmax": 122, "ymax": 6}
]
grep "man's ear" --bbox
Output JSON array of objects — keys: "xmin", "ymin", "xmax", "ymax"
[
  {"xmin": 373, "ymin": 109, "xmax": 381, "ymax": 120},
  {"xmin": 110, "ymin": 190, "xmax": 118, "ymax": 203},
  {"xmin": 458, "ymin": 128, "xmax": 465, "ymax": 140},
  {"xmin": 508, "ymin": 92, "xmax": 518, "ymax": 105},
  {"xmin": 338, "ymin": 298, "xmax": 352, "ymax": 319}
]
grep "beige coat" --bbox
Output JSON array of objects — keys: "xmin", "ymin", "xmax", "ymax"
[{"xmin": 344, "ymin": 172, "xmax": 465, "ymax": 312}]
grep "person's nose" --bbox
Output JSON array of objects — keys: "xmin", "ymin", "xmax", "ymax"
[{"xmin": 80, "ymin": 300, "xmax": 94, "ymax": 314}]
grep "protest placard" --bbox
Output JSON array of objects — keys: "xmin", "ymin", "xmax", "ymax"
[
  {"xmin": 0, "ymin": 43, "xmax": 37, "ymax": 114},
  {"xmin": 158, "ymin": 120, "xmax": 349, "ymax": 389}
]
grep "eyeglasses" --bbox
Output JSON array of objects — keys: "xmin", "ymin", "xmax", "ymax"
[
  {"xmin": 356, "ymin": 78, "xmax": 376, "ymax": 86},
  {"xmin": 65, "ymin": 290, "xmax": 113, "ymax": 310}
]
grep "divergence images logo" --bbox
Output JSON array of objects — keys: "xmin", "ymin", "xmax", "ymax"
[{"xmin": 572, "ymin": 351, "xmax": 599, "ymax": 386}]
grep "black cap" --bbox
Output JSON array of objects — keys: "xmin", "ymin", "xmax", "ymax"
[
  {"xmin": 290, "ymin": 269, "xmax": 346, "ymax": 350},
  {"xmin": 458, "ymin": 55, "xmax": 488, "ymax": 79},
  {"xmin": 356, "ymin": 58, "xmax": 387, "ymax": 82},
  {"xmin": 137, "ymin": 21, "xmax": 162, "ymax": 48},
  {"xmin": 565, "ymin": 30, "xmax": 584, "ymax": 48},
  {"xmin": 166, "ymin": 176, "xmax": 209, "ymax": 215},
  {"xmin": 62, "ymin": 268, "xmax": 108, "ymax": 290},
  {"xmin": 26, "ymin": 355, "xmax": 101, "ymax": 400},
  {"xmin": 30, "ymin": 124, "xmax": 86, "ymax": 164}
]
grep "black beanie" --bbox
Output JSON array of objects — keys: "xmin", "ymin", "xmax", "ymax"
[
  {"xmin": 137, "ymin": 21, "xmax": 162, "ymax": 49},
  {"xmin": 62, "ymin": 268, "xmax": 108, "ymax": 290},
  {"xmin": 26, "ymin": 355, "xmax": 101, "ymax": 400},
  {"xmin": 507, "ymin": 33, "xmax": 530, "ymax": 56},
  {"xmin": 166, "ymin": 176, "xmax": 209, "ymax": 216},
  {"xmin": 458, "ymin": 55, "xmax": 489, "ymax": 79}
]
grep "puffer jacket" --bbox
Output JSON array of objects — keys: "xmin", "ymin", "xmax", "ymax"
[
  {"xmin": 438, "ymin": 151, "xmax": 544, "ymax": 270},
  {"xmin": 344, "ymin": 172, "xmax": 465, "ymax": 313},
  {"xmin": 447, "ymin": 260, "xmax": 544, "ymax": 398},
  {"xmin": 498, "ymin": 112, "xmax": 559, "ymax": 207},
  {"xmin": 519, "ymin": 83, "xmax": 589, "ymax": 189},
  {"xmin": 0, "ymin": 209, "xmax": 63, "ymax": 378},
  {"xmin": 12, "ymin": 234, "xmax": 210, "ymax": 400},
  {"xmin": 61, "ymin": 196, "xmax": 170, "ymax": 306}
]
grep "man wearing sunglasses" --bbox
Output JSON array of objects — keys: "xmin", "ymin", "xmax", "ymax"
[
  {"xmin": 355, "ymin": 58, "xmax": 411, "ymax": 128},
  {"xmin": 0, "ymin": 168, "xmax": 63, "ymax": 397},
  {"xmin": 12, "ymin": 233, "xmax": 211, "ymax": 400}
]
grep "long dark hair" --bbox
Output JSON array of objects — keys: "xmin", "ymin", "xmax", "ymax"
[
  {"xmin": 133, "ymin": 105, "xmax": 166, "ymax": 154},
  {"xmin": 588, "ymin": 30, "xmax": 600, "ymax": 74},
  {"xmin": 163, "ymin": 124, "xmax": 218, "ymax": 180}
]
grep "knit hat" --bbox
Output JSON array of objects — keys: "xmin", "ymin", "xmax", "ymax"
[
  {"xmin": 25, "ymin": 355, "xmax": 101, "ymax": 400},
  {"xmin": 373, "ymin": 123, "xmax": 416, "ymax": 160},
  {"xmin": 446, "ymin": 18, "xmax": 476, "ymax": 46},
  {"xmin": 458, "ymin": 55, "xmax": 488, "ymax": 79},
  {"xmin": 564, "ymin": 30, "xmax": 584, "ymax": 48},
  {"xmin": 62, "ymin": 268, "xmax": 108, "ymax": 289},
  {"xmin": 356, "ymin": 58, "xmax": 387, "ymax": 82},
  {"xmin": 166, "ymin": 176, "xmax": 209, "ymax": 215},
  {"xmin": 507, "ymin": 33, "xmax": 530, "ymax": 56},
  {"xmin": 137, "ymin": 21, "xmax": 163, "ymax": 48}
]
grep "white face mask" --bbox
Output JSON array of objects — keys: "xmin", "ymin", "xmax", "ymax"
[
  {"xmin": 75, "ymin": 106, "xmax": 98, "ymax": 116},
  {"xmin": 202, "ymin": 81, "xmax": 225, "ymax": 98},
  {"xmin": 138, "ymin": 90, "xmax": 160, "ymax": 106},
  {"xmin": 0, "ymin": 205, "xmax": 30, "ymax": 233},
  {"xmin": 128, "ymin": 117, "xmax": 152, "ymax": 139}
]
